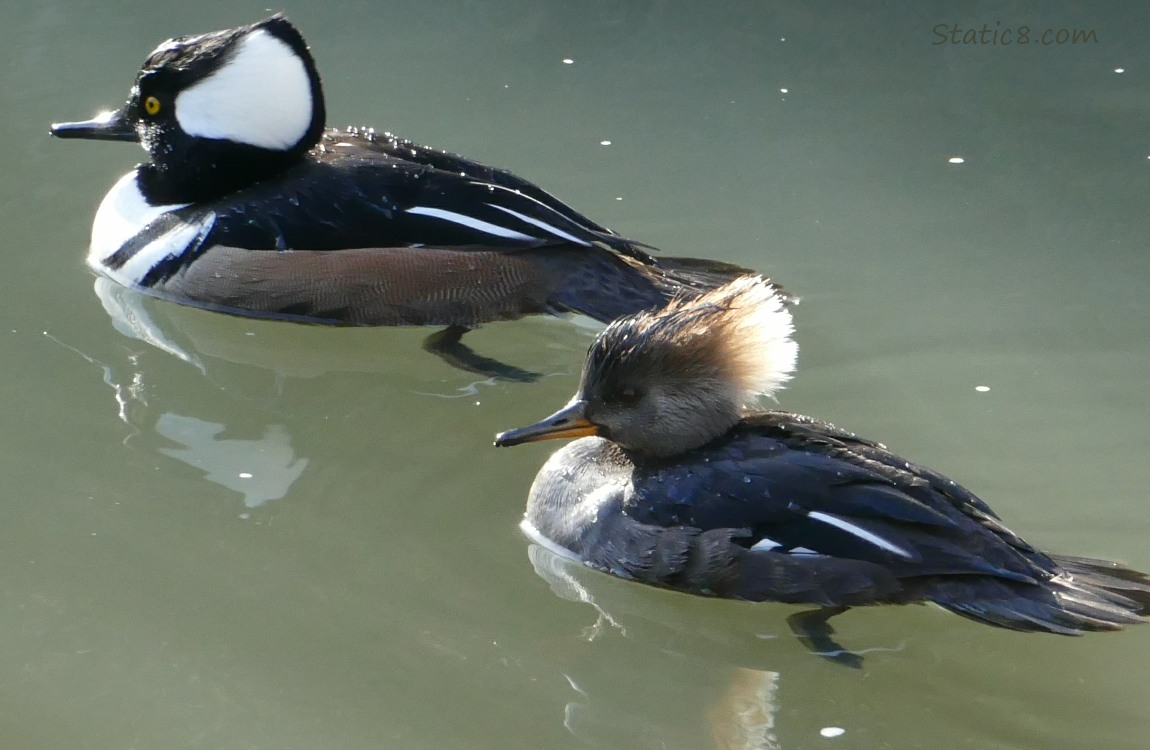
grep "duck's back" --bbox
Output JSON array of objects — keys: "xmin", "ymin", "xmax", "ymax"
[{"xmin": 106, "ymin": 131, "xmax": 752, "ymax": 327}]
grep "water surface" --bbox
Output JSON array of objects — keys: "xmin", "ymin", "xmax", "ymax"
[{"xmin": 3, "ymin": 1, "xmax": 1149, "ymax": 748}]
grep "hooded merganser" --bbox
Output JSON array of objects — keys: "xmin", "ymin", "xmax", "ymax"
[
  {"xmin": 495, "ymin": 276, "xmax": 1150, "ymax": 665},
  {"xmin": 50, "ymin": 15, "xmax": 756, "ymax": 379}
]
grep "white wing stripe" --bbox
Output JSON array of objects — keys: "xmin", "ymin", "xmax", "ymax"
[
  {"xmin": 806, "ymin": 511, "xmax": 914, "ymax": 559},
  {"xmin": 405, "ymin": 206, "xmax": 536, "ymax": 240},
  {"xmin": 486, "ymin": 204, "xmax": 591, "ymax": 246}
]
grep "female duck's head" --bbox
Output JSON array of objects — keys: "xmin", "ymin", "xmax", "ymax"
[{"xmin": 496, "ymin": 275, "xmax": 798, "ymax": 457}]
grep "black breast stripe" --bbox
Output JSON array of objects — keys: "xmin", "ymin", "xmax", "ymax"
[
  {"xmin": 104, "ymin": 212, "xmax": 191, "ymax": 272},
  {"xmin": 104, "ymin": 209, "xmax": 218, "ymax": 290}
]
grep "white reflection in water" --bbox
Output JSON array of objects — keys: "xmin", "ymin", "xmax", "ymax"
[
  {"xmin": 155, "ymin": 413, "xmax": 309, "ymax": 507},
  {"xmin": 94, "ymin": 277, "xmax": 204, "ymax": 371}
]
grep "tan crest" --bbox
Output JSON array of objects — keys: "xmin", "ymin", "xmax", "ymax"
[{"xmin": 612, "ymin": 275, "xmax": 798, "ymax": 406}]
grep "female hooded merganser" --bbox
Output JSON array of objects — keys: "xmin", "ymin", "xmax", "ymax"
[
  {"xmin": 495, "ymin": 277, "xmax": 1150, "ymax": 665},
  {"xmin": 50, "ymin": 15, "xmax": 754, "ymax": 378}
]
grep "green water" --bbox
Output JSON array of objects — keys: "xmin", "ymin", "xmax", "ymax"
[{"xmin": 3, "ymin": 1, "xmax": 1149, "ymax": 747}]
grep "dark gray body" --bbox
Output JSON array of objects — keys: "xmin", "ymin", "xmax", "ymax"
[{"xmin": 523, "ymin": 413, "xmax": 1150, "ymax": 634}]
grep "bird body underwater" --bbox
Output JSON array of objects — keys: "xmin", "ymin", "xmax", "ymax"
[
  {"xmin": 495, "ymin": 276, "xmax": 1150, "ymax": 665},
  {"xmin": 50, "ymin": 15, "xmax": 756, "ymax": 376}
]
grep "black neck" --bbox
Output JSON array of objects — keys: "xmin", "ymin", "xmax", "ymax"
[{"xmin": 138, "ymin": 140, "xmax": 308, "ymax": 205}]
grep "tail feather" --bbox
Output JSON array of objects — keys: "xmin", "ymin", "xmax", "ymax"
[
  {"xmin": 924, "ymin": 555, "xmax": 1150, "ymax": 635},
  {"xmin": 655, "ymin": 256, "xmax": 795, "ymax": 306},
  {"xmin": 537, "ymin": 247, "xmax": 779, "ymax": 323},
  {"xmin": 1049, "ymin": 554, "xmax": 1150, "ymax": 621},
  {"xmin": 1050, "ymin": 554, "xmax": 1150, "ymax": 594}
]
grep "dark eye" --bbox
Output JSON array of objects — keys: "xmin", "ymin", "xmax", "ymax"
[{"xmin": 613, "ymin": 386, "xmax": 643, "ymax": 406}]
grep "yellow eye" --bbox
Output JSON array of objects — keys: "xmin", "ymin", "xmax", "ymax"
[{"xmin": 144, "ymin": 96, "xmax": 161, "ymax": 116}]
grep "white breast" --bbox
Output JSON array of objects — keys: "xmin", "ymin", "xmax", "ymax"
[{"xmin": 88, "ymin": 170, "xmax": 205, "ymax": 288}]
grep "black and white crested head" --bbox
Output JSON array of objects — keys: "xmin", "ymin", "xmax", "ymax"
[
  {"xmin": 51, "ymin": 15, "xmax": 327, "ymax": 204},
  {"xmin": 133, "ymin": 15, "xmax": 325, "ymax": 154},
  {"xmin": 495, "ymin": 275, "xmax": 798, "ymax": 457}
]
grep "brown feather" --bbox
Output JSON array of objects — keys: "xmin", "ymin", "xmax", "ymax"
[{"xmin": 157, "ymin": 244, "xmax": 560, "ymax": 326}]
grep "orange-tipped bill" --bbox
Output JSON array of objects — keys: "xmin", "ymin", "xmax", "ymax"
[{"xmin": 494, "ymin": 400, "xmax": 598, "ymax": 447}]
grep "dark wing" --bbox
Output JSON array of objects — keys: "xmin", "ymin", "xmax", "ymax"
[
  {"xmin": 309, "ymin": 129, "xmax": 656, "ymax": 260},
  {"xmin": 329, "ymin": 129, "xmax": 617, "ymax": 230},
  {"xmin": 627, "ymin": 412, "xmax": 1056, "ymax": 588},
  {"xmin": 751, "ymin": 412, "xmax": 1035, "ymax": 551},
  {"xmin": 606, "ymin": 412, "xmax": 1150, "ymax": 629}
]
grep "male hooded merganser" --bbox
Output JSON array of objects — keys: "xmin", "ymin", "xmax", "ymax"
[
  {"xmin": 50, "ymin": 15, "xmax": 755, "ymax": 378},
  {"xmin": 495, "ymin": 276, "xmax": 1150, "ymax": 665}
]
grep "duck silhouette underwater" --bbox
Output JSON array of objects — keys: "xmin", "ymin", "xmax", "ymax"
[
  {"xmin": 496, "ymin": 276, "xmax": 1150, "ymax": 666},
  {"xmin": 50, "ymin": 15, "xmax": 758, "ymax": 379}
]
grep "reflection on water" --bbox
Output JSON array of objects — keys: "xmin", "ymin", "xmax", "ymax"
[
  {"xmin": 155, "ymin": 414, "xmax": 308, "ymax": 508},
  {"xmin": 530, "ymin": 543, "xmax": 782, "ymax": 749},
  {"xmin": 94, "ymin": 278, "xmax": 312, "ymax": 509},
  {"xmin": 95, "ymin": 277, "xmax": 205, "ymax": 371},
  {"xmin": 87, "ymin": 277, "xmax": 544, "ymax": 514},
  {"xmin": 528, "ymin": 542, "xmax": 926, "ymax": 748}
]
